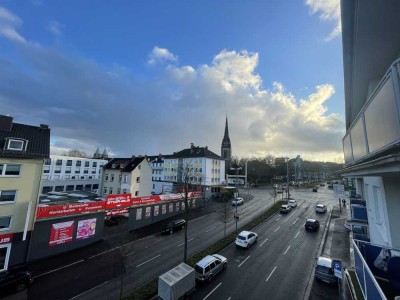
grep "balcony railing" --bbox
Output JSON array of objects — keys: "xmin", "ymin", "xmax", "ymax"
[
  {"xmin": 343, "ymin": 59, "xmax": 400, "ymax": 166},
  {"xmin": 353, "ymin": 239, "xmax": 400, "ymax": 300}
]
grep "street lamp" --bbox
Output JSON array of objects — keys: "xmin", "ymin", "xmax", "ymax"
[
  {"xmin": 285, "ymin": 158, "xmax": 290, "ymax": 201},
  {"xmin": 230, "ymin": 166, "xmax": 242, "ymax": 233}
]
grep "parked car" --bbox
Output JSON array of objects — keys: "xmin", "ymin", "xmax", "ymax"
[
  {"xmin": 315, "ymin": 204, "xmax": 327, "ymax": 213},
  {"xmin": 312, "ymin": 186, "xmax": 318, "ymax": 192},
  {"xmin": 315, "ymin": 257, "xmax": 338, "ymax": 284},
  {"xmin": 305, "ymin": 219, "xmax": 320, "ymax": 231},
  {"xmin": 235, "ymin": 231, "xmax": 258, "ymax": 248},
  {"xmin": 194, "ymin": 254, "xmax": 227, "ymax": 282},
  {"xmin": 280, "ymin": 204, "xmax": 292, "ymax": 214},
  {"xmin": 288, "ymin": 199, "xmax": 297, "ymax": 207},
  {"xmin": 232, "ymin": 197, "xmax": 244, "ymax": 206},
  {"xmin": 162, "ymin": 219, "xmax": 186, "ymax": 234},
  {"xmin": 0, "ymin": 269, "xmax": 33, "ymax": 294},
  {"xmin": 104, "ymin": 216, "xmax": 119, "ymax": 226}
]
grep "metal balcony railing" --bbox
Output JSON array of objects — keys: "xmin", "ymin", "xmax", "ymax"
[{"xmin": 343, "ymin": 59, "xmax": 400, "ymax": 166}]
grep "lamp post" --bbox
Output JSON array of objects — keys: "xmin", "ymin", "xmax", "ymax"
[
  {"xmin": 230, "ymin": 166, "xmax": 242, "ymax": 233},
  {"xmin": 286, "ymin": 158, "xmax": 290, "ymax": 201}
]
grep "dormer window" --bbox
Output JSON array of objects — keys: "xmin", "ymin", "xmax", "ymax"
[{"xmin": 6, "ymin": 138, "xmax": 27, "ymax": 151}]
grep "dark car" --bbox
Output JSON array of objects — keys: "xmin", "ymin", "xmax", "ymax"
[
  {"xmin": 312, "ymin": 186, "xmax": 318, "ymax": 192},
  {"xmin": 162, "ymin": 219, "xmax": 186, "ymax": 234},
  {"xmin": 0, "ymin": 269, "xmax": 33, "ymax": 295},
  {"xmin": 104, "ymin": 216, "xmax": 119, "ymax": 226},
  {"xmin": 305, "ymin": 219, "xmax": 320, "ymax": 231}
]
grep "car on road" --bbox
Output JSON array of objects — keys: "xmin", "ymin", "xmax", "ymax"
[
  {"xmin": 232, "ymin": 197, "xmax": 244, "ymax": 206},
  {"xmin": 161, "ymin": 219, "xmax": 186, "ymax": 234},
  {"xmin": 194, "ymin": 254, "xmax": 227, "ymax": 282},
  {"xmin": 235, "ymin": 231, "xmax": 258, "ymax": 248},
  {"xmin": 0, "ymin": 269, "xmax": 33, "ymax": 294},
  {"xmin": 276, "ymin": 188, "xmax": 283, "ymax": 194},
  {"xmin": 315, "ymin": 257, "xmax": 338, "ymax": 284},
  {"xmin": 305, "ymin": 219, "xmax": 320, "ymax": 231},
  {"xmin": 104, "ymin": 216, "xmax": 119, "ymax": 226},
  {"xmin": 288, "ymin": 199, "xmax": 297, "ymax": 207},
  {"xmin": 315, "ymin": 204, "xmax": 327, "ymax": 213},
  {"xmin": 312, "ymin": 186, "xmax": 318, "ymax": 192},
  {"xmin": 280, "ymin": 204, "xmax": 292, "ymax": 213}
]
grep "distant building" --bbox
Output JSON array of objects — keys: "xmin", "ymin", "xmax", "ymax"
[
  {"xmin": 41, "ymin": 155, "xmax": 108, "ymax": 194},
  {"xmin": 0, "ymin": 115, "xmax": 50, "ymax": 271},
  {"xmin": 99, "ymin": 156, "xmax": 152, "ymax": 197},
  {"xmin": 221, "ymin": 117, "xmax": 232, "ymax": 170},
  {"xmin": 93, "ymin": 147, "xmax": 109, "ymax": 160}
]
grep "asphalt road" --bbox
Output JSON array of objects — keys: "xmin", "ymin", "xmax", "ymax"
[{"xmin": 190, "ymin": 187, "xmax": 337, "ymax": 300}]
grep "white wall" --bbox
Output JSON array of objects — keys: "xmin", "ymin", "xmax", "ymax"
[{"xmin": 382, "ymin": 176, "xmax": 400, "ymax": 248}]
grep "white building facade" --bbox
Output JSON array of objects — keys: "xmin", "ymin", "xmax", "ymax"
[{"xmin": 41, "ymin": 155, "xmax": 108, "ymax": 194}]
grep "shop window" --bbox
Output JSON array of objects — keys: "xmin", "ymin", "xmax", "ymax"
[
  {"xmin": 66, "ymin": 185, "xmax": 74, "ymax": 191},
  {"xmin": 55, "ymin": 186, "xmax": 64, "ymax": 192},
  {"xmin": 0, "ymin": 216, "xmax": 12, "ymax": 231}
]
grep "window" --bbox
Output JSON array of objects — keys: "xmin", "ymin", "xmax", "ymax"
[
  {"xmin": 65, "ymin": 170, "xmax": 71, "ymax": 174},
  {"xmin": 66, "ymin": 185, "xmax": 74, "ymax": 191},
  {"xmin": 85, "ymin": 161, "xmax": 90, "ymax": 167},
  {"xmin": 75, "ymin": 169, "xmax": 80, "ymax": 174},
  {"xmin": 76, "ymin": 185, "xmax": 83, "ymax": 191},
  {"xmin": 76, "ymin": 161, "xmax": 81, "ymax": 167},
  {"xmin": 91, "ymin": 170, "xmax": 96, "ymax": 174},
  {"xmin": 153, "ymin": 184, "xmax": 155, "ymax": 189},
  {"xmin": 136, "ymin": 177, "xmax": 140, "ymax": 183},
  {"xmin": 105, "ymin": 174, "xmax": 109, "ymax": 181},
  {"xmin": 66, "ymin": 160, "xmax": 72, "ymax": 166},
  {"xmin": 103, "ymin": 187, "xmax": 107, "ymax": 195},
  {"xmin": 55, "ymin": 186, "xmax": 64, "ymax": 192},
  {"xmin": 84, "ymin": 170, "xmax": 89, "ymax": 174},
  {"xmin": 44, "ymin": 159, "xmax": 51, "ymax": 165},
  {"xmin": 42, "ymin": 186, "xmax": 52, "ymax": 193},
  {"xmin": 0, "ymin": 164, "xmax": 21, "ymax": 176},
  {"xmin": 0, "ymin": 190, "xmax": 17, "ymax": 203},
  {"xmin": 124, "ymin": 175, "xmax": 128, "ymax": 183},
  {"xmin": 43, "ymin": 169, "xmax": 50, "ymax": 174},
  {"xmin": 85, "ymin": 184, "xmax": 92, "ymax": 191},
  {"xmin": 109, "ymin": 188, "xmax": 113, "ymax": 194},
  {"xmin": 64, "ymin": 175, "xmax": 70, "ymax": 179},
  {"xmin": 118, "ymin": 188, "xmax": 121, "ymax": 194},
  {"xmin": 93, "ymin": 184, "xmax": 99, "ymax": 189},
  {"xmin": 111, "ymin": 174, "xmax": 114, "ymax": 182},
  {"xmin": 56, "ymin": 160, "xmax": 62, "ymax": 166},
  {"xmin": 0, "ymin": 216, "xmax": 12, "ymax": 231},
  {"xmin": 7, "ymin": 139, "xmax": 25, "ymax": 151},
  {"xmin": 135, "ymin": 191, "xmax": 139, "ymax": 196},
  {"xmin": 123, "ymin": 189, "xmax": 127, "ymax": 194},
  {"xmin": 92, "ymin": 162, "xmax": 97, "ymax": 168},
  {"xmin": 54, "ymin": 170, "xmax": 61, "ymax": 174}
]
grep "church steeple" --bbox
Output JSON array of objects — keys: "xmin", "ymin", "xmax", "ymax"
[{"xmin": 221, "ymin": 117, "xmax": 232, "ymax": 162}]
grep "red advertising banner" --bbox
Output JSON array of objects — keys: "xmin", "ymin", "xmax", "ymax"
[
  {"xmin": 49, "ymin": 221, "xmax": 74, "ymax": 246},
  {"xmin": 105, "ymin": 194, "xmax": 132, "ymax": 209},
  {"xmin": 105, "ymin": 208, "xmax": 129, "ymax": 216},
  {"xmin": 37, "ymin": 202, "xmax": 106, "ymax": 219},
  {"xmin": 131, "ymin": 192, "xmax": 202, "ymax": 206},
  {"xmin": 76, "ymin": 218, "xmax": 96, "ymax": 241},
  {"xmin": 0, "ymin": 233, "xmax": 13, "ymax": 245}
]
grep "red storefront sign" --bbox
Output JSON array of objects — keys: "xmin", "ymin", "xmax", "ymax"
[
  {"xmin": 105, "ymin": 194, "xmax": 132, "ymax": 209},
  {"xmin": 0, "ymin": 233, "xmax": 13, "ymax": 245},
  {"xmin": 37, "ymin": 201, "xmax": 106, "ymax": 219},
  {"xmin": 131, "ymin": 192, "xmax": 202, "ymax": 206},
  {"xmin": 105, "ymin": 208, "xmax": 129, "ymax": 216},
  {"xmin": 49, "ymin": 221, "xmax": 74, "ymax": 246}
]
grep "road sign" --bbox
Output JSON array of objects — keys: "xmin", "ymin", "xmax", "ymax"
[
  {"xmin": 333, "ymin": 261, "xmax": 342, "ymax": 279},
  {"xmin": 333, "ymin": 184, "xmax": 345, "ymax": 198}
]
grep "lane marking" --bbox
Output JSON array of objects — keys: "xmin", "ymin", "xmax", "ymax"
[
  {"xmin": 274, "ymin": 226, "xmax": 280, "ymax": 232},
  {"xmin": 284, "ymin": 245, "xmax": 291, "ymax": 255},
  {"xmin": 34, "ymin": 260, "xmax": 84, "ymax": 278},
  {"xmin": 206, "ymin": 226, "xmax": 216, "ymax": 232},
  {"xmin": 136, "ymin": 254, "xmax": 161, "ymax": 268},
  {"xmin": 276, "ymin": 216, "xmax": 282, "ymax": 221},
  {"xmin": 238, "ymin": 255, "xmax": 251, "ymax": 268},
  {"xmin": 260, "ymin": 238, "xmax": 268, "ymax": 247},
  {"xmin": 283, "ymin": 213, "xmax": 295, "ymax": 222},
  {"xmin": 178, "ymin": 238, "xmax": 194, "ymax": 247},
  {"xmin": 293, "ymin": 217, "xmax": 299, "ymax": 225},
  {"xmin": 227, "ymin": 297, "xmax": 232, "ymax": 300},
  {"xmin": 266, "ymin": 266, "xmax": 277, "ymax": 282},
  {"xmin": 203, "ymin": 282, "xmax": 222, "ymax": 300},
  {"xmin": 127, "ymin": 251, "xmax": 135, "ymax": 256},
  {"xmin": 87, "ymin": 246, "xmax": 121, "ymax": 259},
  {"xmin": 69, "ymin": 280, "xmax": 111, "ymax": 299},
  {"xmin": 295, "ymin": 231, "xmax": 300, "ymax": 239}
]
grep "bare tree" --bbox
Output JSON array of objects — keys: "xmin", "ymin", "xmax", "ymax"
[
  {"xmin": 218, "ymin": 198, "xmax": 234, "ymax": 238},
  {"xmin": 62, "ymin": 149, "xmax": 88, "ymax": 158}
]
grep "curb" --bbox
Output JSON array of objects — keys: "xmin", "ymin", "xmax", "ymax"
[{"xmin": 302, "ymin": 206, "xmax": 333, "ymax": 300}]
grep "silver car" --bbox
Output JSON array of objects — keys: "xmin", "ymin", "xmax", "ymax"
[
  {"xmin": 232, "ymin": 197, "xmax": 244, "ymax": 206},
  {"xmin": 195, "ymin": 254, "xmax": 227, "ymax": 282}
]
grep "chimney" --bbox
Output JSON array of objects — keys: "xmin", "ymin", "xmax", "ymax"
[
  {"xmin": 40, "ymin": 124, "xmax": 49, "ymax": 129},
  {"xmin": 190, "ymin": 143, "xmax": 194, "ymax": 149},
  {"xmin": 0, "ymin": 115, "xmax": 13, "ymax": 131}
]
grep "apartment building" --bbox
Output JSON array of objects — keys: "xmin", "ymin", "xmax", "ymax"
[
  {"xmin": 340, "ymin": 1, "xmax": 400, "ymax": 298},
  {"xmin": 41, "ymin": 155, "xmax": 108, "ymax": 194},
  {"xmin": 99, "ymin": 156, "xmax": 152, "ymax": 197},
  {"xmin": 0, "ymin": 115, "xmax": 50, "ymax": 271}
]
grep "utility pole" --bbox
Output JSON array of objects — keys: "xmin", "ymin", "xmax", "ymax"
[{"xmin": 231, "ymin": 166, "xmax": 242, "ymax": 233}]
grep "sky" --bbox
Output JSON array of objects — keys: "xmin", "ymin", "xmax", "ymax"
[{"xmin": 0, "ymin": 0, "xmax": 344, "ymax": 163}]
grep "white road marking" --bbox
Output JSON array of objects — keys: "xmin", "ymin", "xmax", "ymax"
[
  {"xmin": 295, "ymin": 231, "xmax": 300, "ymax": 239},
  {"xmin": 293, "ymin": 217, "xmax": 299, "ymax": 225},
  {"xmin": 238, "ymin": 255, "xmax": 251, "ymax": 268},
  {"xmin": 266, "ymin": 266, "xmax": 277, "ymax": 282},
  {"xmin": 178, "ymin": 238, "xmax": 194, "ymax": 247},
  {"xmin": 34, "ymin": 260, "xmax": 84, "ymax": 278},
  {"xmin": 260, "ymin": 238, "xmax": 268, "ymax": 247},
  {"xmin": 206, "ymin": 226, "xmax": 216, "ymax": 232},
  {"xmin": 226, "ymin": 297, "xmax": 232, "ymax": 300},
  {"xmin": 276, "ymin": 216, "xmax": 282, "ymax": 221},
  {"xmin": 284, "ymin": 245, "xmax": 291, "ymax": 255},
  {"xmin": 274, "ymin": 226, "xmax": 280, "ymax": 232},
  {"xmin": 127, "ymin": 251, "xmax": 135, "ymax": 256},
  {"xmin": 283, "ymin": 213, "xmax": 295, "ymax": 222},
  {"xmin": 136, "ymin": 254, "xmax": 161, "ymax": 267},
  {"xmin": 203, "ymin": 282, "xmax": 222, "ymax": 300}
]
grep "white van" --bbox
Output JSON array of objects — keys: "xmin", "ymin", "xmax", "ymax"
[{"xmin": 288, "ymin": 200, "xmax": 297, "ymax": 207}]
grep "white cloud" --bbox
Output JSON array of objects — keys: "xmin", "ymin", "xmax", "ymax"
[
  {"xmin": 0, "ymin": 6, "xmax": 26, "ymax": 43},
  {"xmin": 47, "ymin": 20, "xmax": 64, "ymax": 36},
  {"xmin": 305, "ymin": 0, "xmax": 341, "ymax": 41},
  {"xmin": 147, "ymin": 46, "xmax": 178, "ymax": 65}
]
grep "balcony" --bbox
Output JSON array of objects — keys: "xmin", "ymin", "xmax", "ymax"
[
  {"xmin": 343, "ymin": 59, "xmax": 400, "ymax": 166},
  {"xmin": 353, "ymin": 240, "xmax": 400, "ymax": 299}
]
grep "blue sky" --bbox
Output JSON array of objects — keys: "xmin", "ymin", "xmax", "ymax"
[{"xmin": 0, "ymin": 0, "xmax": 344, "ymax": 162}]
